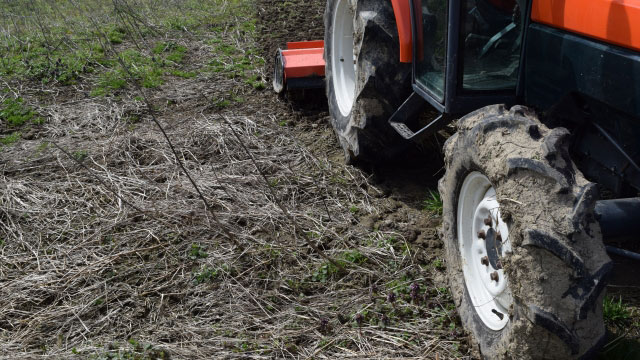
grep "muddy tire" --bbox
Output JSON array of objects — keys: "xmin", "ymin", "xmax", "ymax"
[
  {"xmin": 324, "ymin": 0, "xmax": 412, "ymax": 163},
  {"xmin": 439, "ymin": 105, "xmax": 611, "ymax": 359}
]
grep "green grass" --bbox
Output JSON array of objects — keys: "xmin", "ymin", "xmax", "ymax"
[
  {"xmin": 1, "ymin": 98, "xmax": 41, "ymax": 126},
  {"xmin": 215, "ymin": 99, "xmax": 232, "ymax": 110},
  {"xmin": 604, "ymin": 296, "xmax": 632, "ymax": 328},
  {"xmin": 91, "ymin": 71, "xmax": 128, "ymax": 97},
  {"xmin": 107, "ymin": 26, "xmax": 128, "ymax": 44},
  {"xmin": 153, "ymin": 42, "xmax": 188, "ymax": 64},
  {"xmin": 422, "ymin": 190, "xmax": 443, "ymax": 215},
  {"xmin": 1, "ymin": 132, "xmax": 21, "ymax": 147},
  {"xmin": 0, "ymin": 0, "xmax": 264, "ymax": 96}
]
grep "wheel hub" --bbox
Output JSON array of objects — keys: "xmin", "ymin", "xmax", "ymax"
[
  {"xmin": 458, "ymin": 172, "xmax": 513, "ymax": 330},
  {"xmin": 331, "ymin": 0, "xmax": 356, "ymax": 116}
]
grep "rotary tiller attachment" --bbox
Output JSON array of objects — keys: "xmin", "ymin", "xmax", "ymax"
[{"xmin": 273, "ymin": 40, "xmax": 325, "ymax": 94}]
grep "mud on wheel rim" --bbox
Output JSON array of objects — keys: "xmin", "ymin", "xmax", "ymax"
[
  {"xmin": 330, "ymin": 0, "xmax": 356, "ymax": 117},
  {"xmin": 458, "ymin": 172, "xmax": 513, "ymax": 331}
]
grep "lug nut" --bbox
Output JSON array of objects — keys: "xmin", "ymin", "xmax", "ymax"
[
  {"xmin": 484, "ymin": 216, "xmax": 492, "ymax": 227},
  {"xmin": 490, "ymin": 271, "xmax": 499, "ymax": 282},
  {"xmin": 481, "ymin": 256, "xmax": 489, "ymax": 266},
  {"xmin": 478, "ymin": 230, "xmax": 486, "ymax": 239}
]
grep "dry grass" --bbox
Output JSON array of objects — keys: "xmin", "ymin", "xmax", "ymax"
[
  {"xmin": 0, "ymin": 0, "xmax": 466, "ymax": 358},
  {"xmin": 1, "ymin": 100, "xmax": 463, "ymax": 358}
]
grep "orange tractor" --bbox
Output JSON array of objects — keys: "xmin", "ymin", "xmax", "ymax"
[{"xmin": 274, "ymin": 0, "xmax": 640, "ymax": 358}]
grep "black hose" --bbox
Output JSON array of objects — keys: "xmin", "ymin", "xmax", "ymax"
[{"xmin": 606, "ymin": 246, "xmax": 640, "ymax": 261}]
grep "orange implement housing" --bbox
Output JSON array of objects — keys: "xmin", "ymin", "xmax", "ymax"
[
  {"xmin": 273, "ymin": 41, "xmax": 326, "ymax": 93},
  {"xmin": 531, "ymin": 0, "xmax": 640, "ymax": 52}
]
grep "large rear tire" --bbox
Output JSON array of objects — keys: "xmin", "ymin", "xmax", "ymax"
[
  {"xmin": 439, "ymin": 105, "xmax": 611, "ymax": 359},
  {"xmin": 324, "ymin": 0, "xmax": 412, "ymax": 163}
]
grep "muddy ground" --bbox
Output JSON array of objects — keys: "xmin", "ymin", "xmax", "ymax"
[{"xmin": 0, "ymin": 0, "xmax": 638, "ymax": 359}]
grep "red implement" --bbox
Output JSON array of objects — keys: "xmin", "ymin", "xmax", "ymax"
[{"xmin": 273, "ymin": 41, "xmax": 325, "ymax": 93}]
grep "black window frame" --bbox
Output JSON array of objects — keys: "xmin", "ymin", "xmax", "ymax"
[{"xmin": 410, "ymin": 0, "xmax": 531, "ymax": 115}]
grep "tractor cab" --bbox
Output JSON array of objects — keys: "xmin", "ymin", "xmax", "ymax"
[{"xmin": 413, "ymin": 0, "xmax": 524, "ymax": 114}]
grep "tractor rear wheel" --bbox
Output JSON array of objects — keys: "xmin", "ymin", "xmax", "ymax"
[
  {"xmin": 439, "ymin": 105, "xmax": 611, "ymax": 359},
  {"xmin": 324, "ymin": 0, "xmax": 412, "ymax": 163}
]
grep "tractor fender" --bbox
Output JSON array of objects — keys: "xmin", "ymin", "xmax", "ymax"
[{"xmin": 390, "ymin": 0, "xmax": 415, "ymax": 63}]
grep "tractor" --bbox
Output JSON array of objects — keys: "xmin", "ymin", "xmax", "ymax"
[{"xmin": 273, "ymin": 0, "xmax": 640, "ymax": 358}]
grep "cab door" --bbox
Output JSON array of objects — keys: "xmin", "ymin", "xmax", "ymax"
[{"xmin": 411, "ymin": 0, "xmax": 527, "ymax": 115}]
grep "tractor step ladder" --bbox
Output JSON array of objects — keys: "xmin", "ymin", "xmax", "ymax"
[{"xmin": 388, "ymin": 92, "xmax": 448, "ymax": 140}]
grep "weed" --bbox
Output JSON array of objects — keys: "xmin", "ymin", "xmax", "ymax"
[
  {"xmin": 377, "ymin": 235, "xmax": 397, "ymax": 249},
  {"xmin": 194, "ymin": 266, "xmax": 219, "ymax": 284},
  {"xmin": 72, "ymin": 150, "xmax": 88, "ymax": 162},
  {"xmin": 169, "ymin": 69, "xmax": 197, "ymax": 78},
  {"xmin": 312, "ymin": 262, "xmax": 341, "ymax": 282},
  {"xmin": 209, "ymin": 59, "xmax": 225, "ymax": 73},
  {"xmin": 603, "ymin": 296, "xmax": 631, "ymax": 327},
  {"xmin": 343, "ymin": 250, "xmax": 367, "ymax": 264},
  {"xmin": 215, "ymin": 43, "xmax": 238, "ymax": 57},
  {"xmin": 189, "ymin": 243, "xmax": 208, "ymax": 259},
  {"xmin": 166, "ymin": 16, "xmax": 199, "ymax": 31},
  {"xmin": 215, "ymin": 100, "xmax": 231, "ymax": 110},
  {"xmin": 349, "ymin": 205, "xmax": 359, "ymax": 215},
  {"xmin": 246, "ymin": 74, "xmax": 265, "ymax": 90},
  {"xmin": 432, "ymin": 258, "xmax": 445, "ymax": 270},
  {"xmin": 220, "ymin": 263, "xmax": 237, "ymax": 276},
  {"xmin": 423, "ymin": 190, "xmax": 443, "ymax": 215}
]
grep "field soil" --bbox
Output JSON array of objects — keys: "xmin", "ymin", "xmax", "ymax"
[{"xmin": 0, "ymin": 1, "xmax": 638, "ymax": 359}]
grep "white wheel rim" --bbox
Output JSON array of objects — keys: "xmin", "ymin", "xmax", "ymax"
[
  {"xmin": 331, "ymin": 0, "xmax": 356, "ymax": 117},
  {"xmin": 457, "ymin": 172, "xmax": 513, "ymax": 331}
]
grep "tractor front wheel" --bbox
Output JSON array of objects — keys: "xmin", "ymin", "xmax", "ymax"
[{"xmin": 439, "ymin": 105, "xmax": 611, "ymax": 359}]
